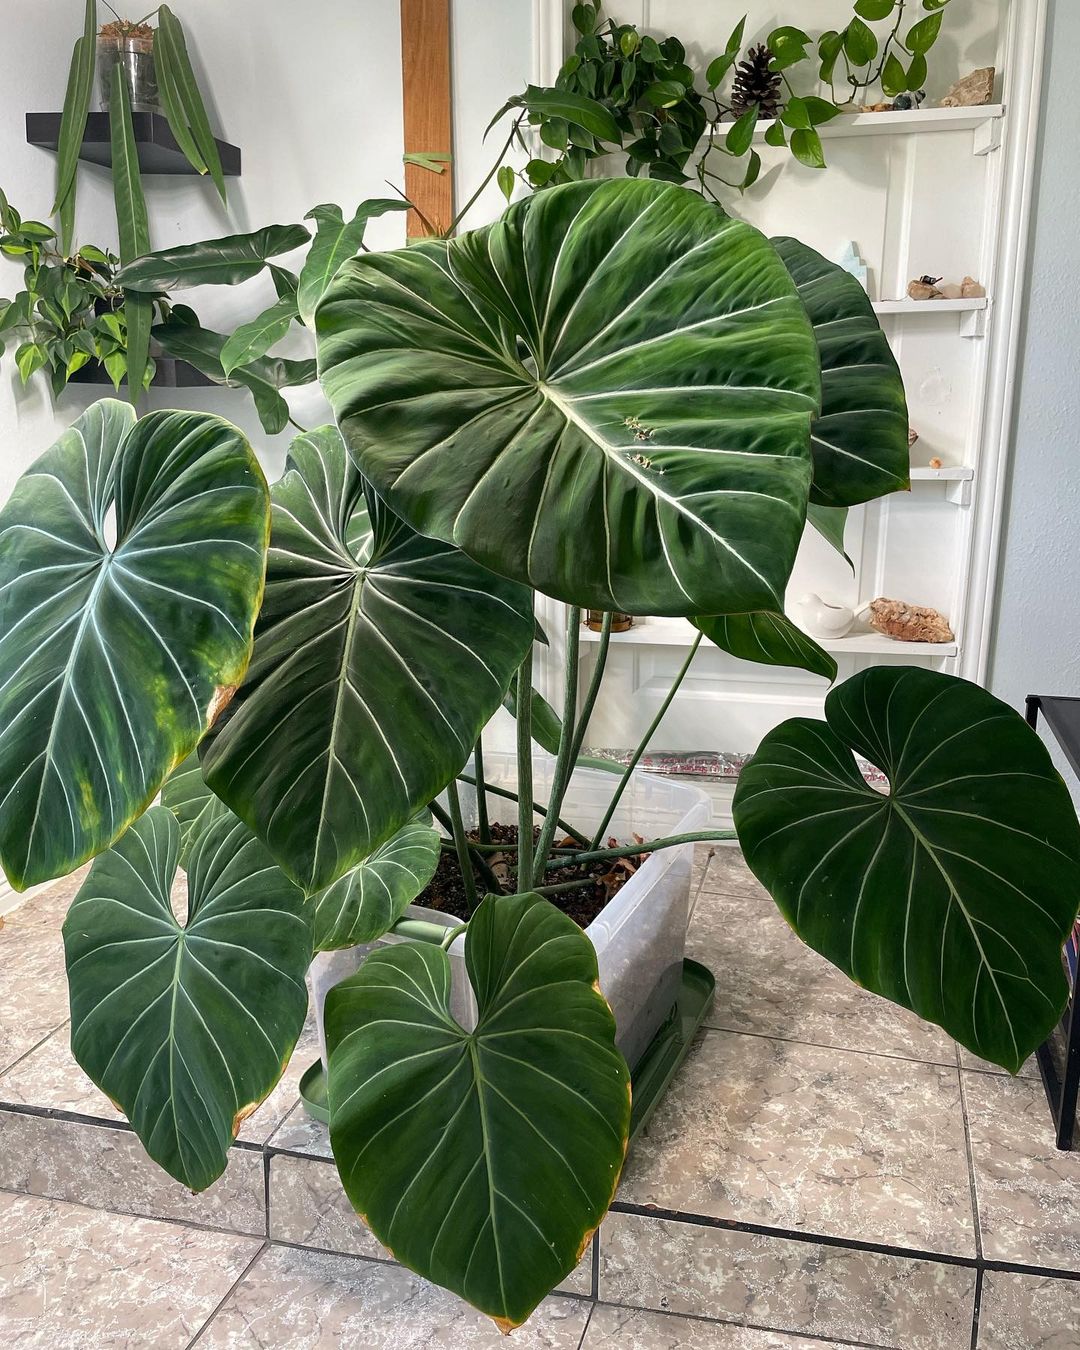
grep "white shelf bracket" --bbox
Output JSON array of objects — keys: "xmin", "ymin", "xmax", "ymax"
[
  {"xmin": 973, "ymin": 118, "xmax": 1003, "ymax": 157},
  {"xmin": 946, "ymin": 479, "xmax": 973, "ymax": 507},
  {"xmin": 960, "ymin": 305, "xmax": 989, "ymax": 339}
]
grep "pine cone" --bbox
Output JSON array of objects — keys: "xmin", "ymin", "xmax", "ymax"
[{"xmin": 731, "ymin": 44, "xmax": 783, "ymax": 119}]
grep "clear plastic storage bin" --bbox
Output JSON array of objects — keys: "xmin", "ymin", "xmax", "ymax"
[{"xmin": 311, "ymin": 754, "xmax": 711, "ymax": 1071}]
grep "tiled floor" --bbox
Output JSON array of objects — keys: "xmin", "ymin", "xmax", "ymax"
[{"xmin": 1, "ymin": 846, "xmax": 1079, "ymax": 1347}]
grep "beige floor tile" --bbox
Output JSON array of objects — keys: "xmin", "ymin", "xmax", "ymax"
[
  {"xmin": 0, "ymin": 1188, "xmax": 261, "ymax": 1347},
  {"xmin": 977, "ymin": 1270, "xmax": 1080, "ymax": 1349},
  {"xmin": 697, "ymin": 847, "xmax": 769, "ymax": 900},
  {"xmin": 0, "ymin": 1108, "xmax": 266, "ymax": 1236},
  {"xmin": 619, "ymin": 1028, "xmax": 976, "ymax": 1256},
  {"xmin": 196, "ymin": 1242, "xmax": 592, "ymax": 1348},
  {"xmin": 598, "ymin": 1211, "xmax": 975, "ymax": 1349},
  {"xmin": 581, "ymin": 1304, "xmax": 849, "ymax": 1347},
  {"xmin": 1, "ymin": 866, "xmax": 88, "ymax": 931},
  {"xmin": 964, "ymin": 1070, "xmax": 1080, "ymax": 1270},
  {"xmin": 689, "ymin": 888, "xmax": 955, "ymax": 1064},
  {"xmin": 0, "ymin": 924, "xmax": 70, "ymax": 1075},
  {"xmin": 959, "ymin": 1046, "xmax": 1039, "ymax": 1079},
  {"xmin": 270, "ymin": 1100, "xmax": 334, "ymax": 1157}
]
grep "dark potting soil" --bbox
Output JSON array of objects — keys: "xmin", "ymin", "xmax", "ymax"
[{"xmin": 417, "ymin": 821, "xmax": 647, "ymax": 929}]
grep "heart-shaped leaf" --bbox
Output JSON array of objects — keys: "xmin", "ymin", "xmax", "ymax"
[
  {"xmin": 63, "ymin": 806, "xmax": 312, "ymax": 1190},
  {"xmin": 200, "ymin": 427, "xmax": 534, "ymax": 893},
  {"xmin": 313, "ymin": 814, "xmax": 440, "ymax": 951},
  {"xmin": 733, "ymin": 666, "xmax": 1080, "ymax": 1073},
  {"xmin": 161, "ymin": 752, "xmax": 233, "ymax": 866},
  {"xmin": 116, "ymin": 223, "xmax": 311, "ymax": 291},
  {"xmin": 326, "ymin": 892, "xmax": 631, "ymax": 1328},
  {"xmin": 318, "ymin": 178, "xmax": 820, "ymax": 617},
  {"xmin": 694, "ymin": 611, "xmax": 836, "ymax": 681},
  {"xmin": 0, "ymin": 400, "xmax": 269, "ymax": 889},
  {"xmin": 774, "ymin": 236, "xmax": 909, "ymax": 507}
]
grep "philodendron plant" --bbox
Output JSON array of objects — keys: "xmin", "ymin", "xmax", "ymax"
[{"xmin": 2, "ymin": 179, "xmax": 1078, "ymax": 1331}]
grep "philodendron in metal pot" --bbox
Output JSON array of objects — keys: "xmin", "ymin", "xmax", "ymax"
[{"xmin": 1, "ymin": 179, "xmax": 1078, "ymax": 1332}]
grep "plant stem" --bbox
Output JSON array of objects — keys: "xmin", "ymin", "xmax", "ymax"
[
  {"xmin": 569, "ymin": 611, "xmax": 612, "ymax": 766},
  {"xmin": 547, "ymin": 829, "xmax": 737, "ymax": 870},
  {"xmin": 444, "ymin": 115, "xmax": 524, "ymax": 237},
  {"xmin": 473, "ymin": 735, "xmax": 491, "ymax": 844},
  {"xmin": 515, "ymin": 633, "xmax": 535, "ymax": 892},
  {"xmin": 389, "ymin": 917, "xmax": 456, "ymax": 945},
  {"xmin": 430, "ymin": 799, "xmax": 504, "ymax": 894},
  {"xmin": 440, "ymin": 921, "xmax": 469, "ymax": 950},
  {"xmin": 457, "ymin": 775, "xmax": 587, "ymax": 844},
  {"xmin": 533, "ymin": 607, "xmax": 581, "ymax": 874},
  {"xmin": 446, "ymin": 779, "xmax": 479, "ymax": 915},
  {"xmin": 588, "ymin": 633, "xmax": 703, "ymax": 850},
  {"xmin": 533, "ymin": 876, "xmax": 598, "ymax": 897}
]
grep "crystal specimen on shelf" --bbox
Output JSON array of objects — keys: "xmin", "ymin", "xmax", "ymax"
[{"xmin": 868, "ymin": 597, "xmax": 955, "ymax": 644}]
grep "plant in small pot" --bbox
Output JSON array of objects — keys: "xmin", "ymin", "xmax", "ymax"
[{"xmin": 1, "ymin": 179, "xmax": 1079, "ymax": 1336}]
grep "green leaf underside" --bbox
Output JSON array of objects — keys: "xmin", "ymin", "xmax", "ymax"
[
  {"xmin": 732, "ymin": 667, "xmax": 1080, "ymax": 1073},
  {"xmin": 314, "ymin": 814, "xmax": 440, "ymax": 950},
  {"xmin": 201, "ymin": 427, "xmax": 534, "ymax": 893},
  {"xmin": 318, "ymin": 178, "xmax": 820, "ymax": 616},
  {"xmin": 297, "ymin": 200, "xmax": 407, "ymax": 328},
  {"xmin": 773, "ymin": 236, "xmax": 909, "ymax": 508},
  {"xmin": 806, "ymin": 502, "xmax": 852, "ymax": 568},
  {"xmin": 116, "ymin": 225, "xmax": 311, "ymax": 291},
  {"xmin": 0, "ymin": 401, "xmax": 269, "ymax": 889},
  {"xmin": 63, "ymin": 807, "xmax": 312, "ymax": 1191},
  {"xmin": 326, "ymin": 893, "xmax": 631, "ymax": 1328},
  {"xmin": 694, "ymin": 611, "xmax": 837, "ymax": 682}
]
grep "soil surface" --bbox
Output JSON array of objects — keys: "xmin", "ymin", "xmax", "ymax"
[{"xmin": 417, "ymin": 821, "xmax": 647, "ymax": 928}]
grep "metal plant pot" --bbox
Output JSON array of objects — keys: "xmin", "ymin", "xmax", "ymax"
[{"xmin": 97, "ymin": 34, "xmax": 159, "ymax": 113}]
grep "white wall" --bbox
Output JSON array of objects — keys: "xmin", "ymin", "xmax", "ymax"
[
  {"xmin": 989, "ymin": 0, "xmax": 1080, "ymax": 784},
  {"xmin": 0, "ymin": 0, "xmax": 532, "ymax": 492}
]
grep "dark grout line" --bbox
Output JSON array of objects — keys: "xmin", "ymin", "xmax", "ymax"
[
  {"xmin": 591, "ymin": 1225, "xmax": 600, "ymax": 1301},
  {"xmin": 698, "ymin": 1019, "xmax": 959, "ymax": 1070},
  {"xmin": 185, "ymin": 1239, "xmax": 269, "ymax": 1349},
  {"xmin": 589, "ymin": 1299, "xmax": 891, "ymax": 1349},
  {"xmin": 0, "ymin": 1021, "xmax": 71, "ymax": 1084},
  {"xmin": 969, "ymin": 1267, "xmax": 984, "ymax": 1350},
  {"xmin": 0, "ymin": 1100, "xmax": 269, "ymax": 1152},
  {"xmin": 956, "ymin": 1044, "xmax": 985, "ymax": 1260},
  {"xmin": 574, "ymin": 1301, "xmax": 595, "ymax": 1350}
]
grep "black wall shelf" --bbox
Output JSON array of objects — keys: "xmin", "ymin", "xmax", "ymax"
[
  {"xmin": 26, "ymin": 111, "xmax": 240, "ymax": 177},
  {"xmin": 70, "ymin": 357, "xmax": 217, "ymax": 390}
]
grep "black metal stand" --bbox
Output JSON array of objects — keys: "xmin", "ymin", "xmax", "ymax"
[{"xmin": 1026, "ymin": 694, "xmax": 1080, "ymax": 1150}]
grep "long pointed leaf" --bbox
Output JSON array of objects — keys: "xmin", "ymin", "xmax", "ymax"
[
  {"xmin": 156, "ymin": 6, "xmax": 226, "ymax": 202},
  {"xmin": 296, "ymin": 199, "xmax": 407, "ymax": 328},
  {"xmin": 154, "ymin": 18, "xmax": 209, "ymax": 175},
  {"xmin": 117, "ymin": 224, "xmax": 310, "ymax": 290},
  {"xmin": 110, "ymin": 64, "xmax": 151, "ymax": 401},
  {"xmin": 694, "ymin": 610, "xmax": 837, "ymax": 681},
  {"xmin": 221, "ymin": 296, "xmax": 298, "ymax": 376},
  {"xmin": 52, "ymin": 4, "xmax": 97, "ymax": 249}
]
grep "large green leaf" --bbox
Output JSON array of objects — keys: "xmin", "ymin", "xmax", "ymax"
[
  {"xmin": 161, "ymin": 752, "xmax": 232, "ymax": 866},
  {"xmin": 297, "ymin": 199, "xmax": 407, "ymax": 328},
  {"xmin": 326, "ymin": 892, "xmax": 631, "ymax": 1328},
  {"xmin": 116, "ymin": 224, "xmax": 310, "ymax": 291},
  {"xmin": 694, "ymin": 611, "xmax": 837, "ymax": 681},
  {"xmin": 733, "ymin": 667, "xmax": 1080, "ymax": 1073},
  {"xmin": 773, "ymin": 237, "xmax": 909, "ymax": 507},
  {"xmin": 0, "ymin": 400, "xmax": 269, "ymax": 889},
  {"xmin": 318, "ymin": 178, "xmax": 820, "ymax": 617},
  {"xmin": 51, "ymin": 0, "xmax": 96, "ymax": 247},
  {"xmin": 220, "ymin": 297, "xmax": 298, "ymax": 377},
  {"xmin": 64, "ymin": 806, "xmax": 312, "ymax": 1190},
  {"xmin": 314, "ymin": 815, "xmax": 440, "ymax": 951},
  {"xmin": 155, "ymin": 6, "xmax": 227, "ymax": 201},
  {"xmin": 201, "ymin": 427, "xmax": 534, "ymax": 893}
]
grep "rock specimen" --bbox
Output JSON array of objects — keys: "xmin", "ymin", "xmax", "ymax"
[
  {"xmin": 940, "ymin": 67, "xmax": 995, "ymax": 108},
  {"xmin": 908, "ymin": 276, "xmax": 942, "ymax": 301},
  {"xmin": 929, "ymin": 457, "xmax": 944, "ymax": 470},
  {"xmin": 938, "ymin": 282, "xmax": 964, "ymax": 300},
  {"xmin": 961, "ymin": 275, "xmax": 986, "ymax": 298},
  {"xmin": 868, "ymin": 597, "xmax": 954, "ymax": 644},
  {"xmin": 908, "ymin": 427, "xmax": 920, "ymax": 447}
]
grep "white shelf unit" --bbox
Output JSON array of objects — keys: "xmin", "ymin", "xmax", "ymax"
[{"xmin": 530, "ymin": 0, "xmax": 1047, "ymax": 759}]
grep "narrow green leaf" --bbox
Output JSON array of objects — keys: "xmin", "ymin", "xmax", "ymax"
[
  {"xmin": 64, "ymin": 807, "xmax": 312, "ymax": 1190},
  {"xmin": 220, "ymin": 296, "xmax": 297, "ymax": 376},
  {"xmin": 51, "ymin": 3, "xmax": 97, "ymax": 242},
  {"xmin": 156, "ymin": 6, "xmax": 227, "ymax": 202},
  {"xmin": 117, "ymin": 224, "xmax": 311, "ymax": 290},
  {"xmin": 326, "ymin": 893, "xmax": 631, "ymax": 1327},
  {"xmin": 807, "ymin": 503, "xmax": 852, "ymax": 568},
  {"xmin": 733, "ymin": 667, "xmax": 1080, "ymax": 1074},
  {"xmin": 694, "ymin": 611, "xmax": 837, "ymax": 682},
  {"xmin": 110, "ymin": 65, "xmax": 151, "ymax": 401},
  {"xmin": 297, "ymin": 199, "xmax": 407, "ymax": 328},
  {"xmin": 154, "ymin": 16, "xmax": 209, "ymax": 175},
  {"xmin": 125, "ymin": 293, "xmax": 152, "ymax": 401},
  {"xmin": 882, "ymin": 52, "xmax": 909, "ymax": 97}
]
